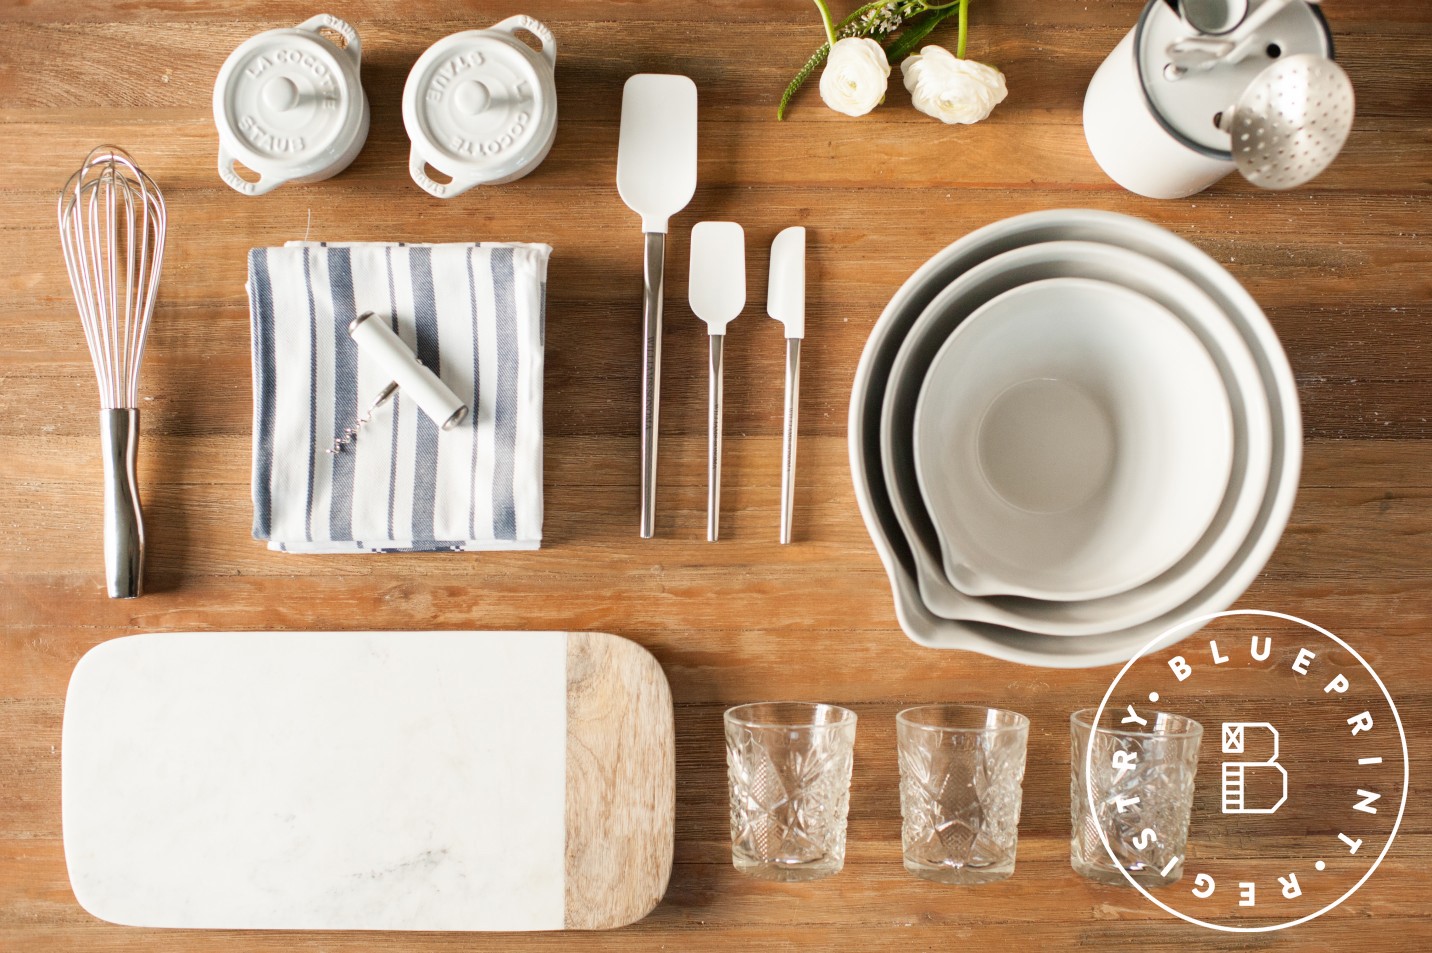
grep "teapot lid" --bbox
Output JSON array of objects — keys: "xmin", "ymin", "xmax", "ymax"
[{"xmin": 1135, "ymin": 0, "xmax": 1332, "ymax": 159}]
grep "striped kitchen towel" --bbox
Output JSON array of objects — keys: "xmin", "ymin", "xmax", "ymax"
[{"xmin": 247, "ymin": 241, "xmax": 549, "ymax": 552}]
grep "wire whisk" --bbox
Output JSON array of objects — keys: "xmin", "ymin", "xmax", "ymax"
[{"xmin": 58, "ymin": 147, "xmax": 167, "ymax": 598}]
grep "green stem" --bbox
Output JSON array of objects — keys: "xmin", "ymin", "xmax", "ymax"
[
  {"xmin": 778, "ymin": 46, "xmax": 831, "ymax": 120},
  {"xmin": 844, "ymin": 0, "xmax": 896, "ymax": 28},
  {"xmin": 957, "ymin": 0, "xmax": 968, "ymax": 59},
  {"xmin": 812, "ymin": 0, "xmax": 838, "ymax": 46}
]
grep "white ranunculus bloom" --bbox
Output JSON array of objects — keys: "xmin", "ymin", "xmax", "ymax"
[
  {"xmin": 819, "ymin": 37, "xmax": 891, "ymax": 117},
  {"xmin": 900, "ymin": 45, "xmax": 1008, "ymax": 125}
]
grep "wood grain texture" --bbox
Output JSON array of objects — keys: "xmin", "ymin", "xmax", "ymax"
[
  {"xmin": 2, "ymin": 0, "xmax": 1430, "ymax": 950},
  {"xmin": 565, "ymin": 632, "xmax": 675, "ymax": 929}
]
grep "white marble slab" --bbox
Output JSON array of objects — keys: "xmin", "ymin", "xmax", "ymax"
[{"xmin": 62, "ymin": 631, "xmax": 569, "ymax": 930}]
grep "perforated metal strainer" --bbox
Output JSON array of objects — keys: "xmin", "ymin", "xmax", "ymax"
[{"xmin": 1221, "ymin": 53, "xmax": 1355, "ymax": 189}]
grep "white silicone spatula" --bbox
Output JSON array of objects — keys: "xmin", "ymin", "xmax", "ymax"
[
  {"xmin": 688, "ymin": 222, "xmax": 746, "ymax": 543},
  {"xmin": 617, "ymin": 74, "xmax": 698, "ymax": 538},
  {"xmin": 767, "ymin": 227, "xmax": 806, "ymax": 545}
]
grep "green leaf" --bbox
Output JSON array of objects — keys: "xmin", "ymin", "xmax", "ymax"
[{"xmin": 884, "ymin": 5, "xmax": 961, "ymax": 64}]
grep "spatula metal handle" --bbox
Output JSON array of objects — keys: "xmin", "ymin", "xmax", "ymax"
[
  {"xmin": 99, "ymin": 408, "xmax": 144, "ymax": 598},
  {"xmin": 707, "ymin": 333, "xmax": 724, "ymax": 543},
  {"xmin": 640, "ymin": 231, "xmax": 666, "ymax": 539},
  {"xmin": 781, "ymin": 338, "xmax": 801, "ymax": 545}
]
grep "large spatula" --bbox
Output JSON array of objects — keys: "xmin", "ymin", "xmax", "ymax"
[{"xmin": 617, "ymin": 74, "xmax": 698, "ymax": 538}]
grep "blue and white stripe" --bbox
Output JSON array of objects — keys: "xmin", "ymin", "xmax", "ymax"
[{"xmin": 247, "ymin": 241, "xmax": 549, "ymax": 553}]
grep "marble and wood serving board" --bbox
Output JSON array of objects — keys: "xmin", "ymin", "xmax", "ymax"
[{"xmin": 61, "ymin": 630, "xmax": 674, "ymax": 932}]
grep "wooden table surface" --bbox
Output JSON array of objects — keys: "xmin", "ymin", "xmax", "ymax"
[{"xmin": 2, "ymin": 0, "xmax": 1429, "ymax": 949}]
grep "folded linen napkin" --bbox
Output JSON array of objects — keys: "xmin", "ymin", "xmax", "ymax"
[{"xmin": 247, "ymin": 241, "xmax": 549, "ymax": 552}]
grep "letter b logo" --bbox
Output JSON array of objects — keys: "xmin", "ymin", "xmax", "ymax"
[{"xmin": 1221, "ymin": 722, "xmax": 1288, "ymax": 815}]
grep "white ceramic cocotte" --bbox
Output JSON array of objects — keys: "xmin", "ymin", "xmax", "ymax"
[
  {"xmin": 403, "ymin": 16, "xmax": 559, "ymax": 198},
  {"xmin": 213, "ymin": 14, "xmax": 370, "ymax": 196}
]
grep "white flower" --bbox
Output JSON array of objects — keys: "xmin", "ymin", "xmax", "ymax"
[
  {"xmin": 900, "ymin": 45, "xmax": 1008, "ymax": 125},
  {"xmin": 819, "ymin": 37, "xmax": 891, "ymax": 117}
]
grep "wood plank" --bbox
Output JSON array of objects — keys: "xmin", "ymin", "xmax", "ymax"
[{"xmin": 565, "ymin": 632, "xmax": 675, "ymax": 928}]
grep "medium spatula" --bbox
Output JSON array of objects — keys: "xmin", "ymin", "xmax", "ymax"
[
  {"xmin": 617, "ymin": 74, "xmax": 698, "ymax": 538},
  {"xmin": 688, "ymin": 222, "xmax": 746, "ymax": 542}
]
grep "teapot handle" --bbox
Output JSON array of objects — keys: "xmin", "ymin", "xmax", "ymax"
[
  {"xmin": 295, "ymin": 13, "xmax": 363, "ymax": 72},
  {"xmin": 489, "ymin": 15, "xmax": 557, "ymax": 69}
]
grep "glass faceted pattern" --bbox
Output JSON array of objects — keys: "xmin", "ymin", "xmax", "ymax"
[
  {"xmin": 897, "ymin": 705, "xmax": 1029, "ymax": 884},
  {"xmin": 1070, "ymin": 708, "xmax": 1203, "ymax": 888},
  {"xmin": 724, "ymin": 703, "xmax": 856, "ymax": 882}
]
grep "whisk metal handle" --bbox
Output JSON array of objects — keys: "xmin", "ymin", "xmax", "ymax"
[{"xmin": 99, "ymin": 409, "xmax": 144, "ymax": 599}]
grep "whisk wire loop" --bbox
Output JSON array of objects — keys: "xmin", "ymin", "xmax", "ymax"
[{"xmin": 58, "ymin": 146, "xmax": 167, "ymax": 410}]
